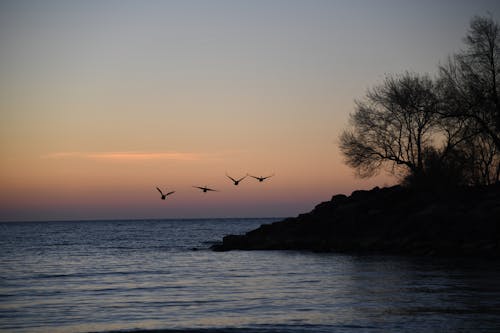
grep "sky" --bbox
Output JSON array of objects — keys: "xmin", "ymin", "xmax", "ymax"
[{"xmin": 1, "ymin": 0, "xmax": 499, "ymax": 221}]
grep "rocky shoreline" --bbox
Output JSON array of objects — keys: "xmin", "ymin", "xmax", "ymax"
[{"xmin": 211, "ymin": 184, "xmax": 500, "ymax": 256}]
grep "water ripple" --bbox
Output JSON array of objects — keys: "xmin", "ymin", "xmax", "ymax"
[{"xmin": 1, "ymin": 219, "xmax": 500, "ymax": 333}]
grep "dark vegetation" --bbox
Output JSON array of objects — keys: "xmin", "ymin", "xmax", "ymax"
[{"xmin": 212, "ymin": 16, "xmax": 500, "ymax": 256}]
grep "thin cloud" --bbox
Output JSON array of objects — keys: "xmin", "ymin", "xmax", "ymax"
[
  {"xmin": 43, "ymin": 151, "xmax": 201, "ymax": 161},
  {"xmin": 88, "ymin": 152, "xmax": 199, "ymax": 161}
]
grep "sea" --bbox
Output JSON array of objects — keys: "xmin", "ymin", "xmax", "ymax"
[{"xmin": 1, "ymin": 218, "xmax": 499, "ymax": 333}]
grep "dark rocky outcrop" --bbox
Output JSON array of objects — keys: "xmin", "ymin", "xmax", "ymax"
[{"xmin": 212, "ymin": 184, "xmax": 500, "ymax": 256}]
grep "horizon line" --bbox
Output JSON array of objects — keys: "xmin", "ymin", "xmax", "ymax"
[{"xmin": 0, "ymin": 216, "xmax": 287, "ymax": 224}]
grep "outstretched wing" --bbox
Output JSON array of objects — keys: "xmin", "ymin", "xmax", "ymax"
[
  {"xmin": 166, "ymin": 191, "xmax": 175, "ymax": 196},
  {"xmin": 194, "ymin": 186, "xmax": 218, "ymax": 192},
  {"xmin": 156, "ymin": 187, "xmax": 164, "ymax": 195},
  {"xmin": 236, "ymin": 175, "xmax": 247, "ymax": 182},
  {"xmin": 226, "ymin": 173, "xmax": 237, "ymax": 182}
]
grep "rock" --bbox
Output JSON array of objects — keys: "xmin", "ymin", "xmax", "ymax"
[{"xmin": 211, "ymin": 183, "xmax": 500, "ymax": 257}]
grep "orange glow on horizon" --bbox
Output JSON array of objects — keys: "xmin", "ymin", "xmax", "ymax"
[{"xmin": 2, "ymin": 0, "xmax": 465, "ymax": 221}]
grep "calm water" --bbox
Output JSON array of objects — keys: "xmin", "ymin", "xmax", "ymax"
[{"xmin": 1, "ymin": 219, "xmax": 499, "ymax": 333}]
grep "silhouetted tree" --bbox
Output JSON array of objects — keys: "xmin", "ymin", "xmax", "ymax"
[
  {"xmin": 439, "ymin": 15, "xmax": 500, "ymax": 149},
  {"xmin": 340, "ymin": 15, "xmax": 500, "ymax": 187},
  {"xmin": 460, "ymin": 131, "xmax": 500, "ymax": 185},
  {"xmin": 437, "ymin": 15, "xmax": 500, "ymax": 185},
  {"xmin": 339, "ymin": 73, "xmax": 441, "ymax": 180}
]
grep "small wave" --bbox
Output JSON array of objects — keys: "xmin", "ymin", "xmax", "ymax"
[
  {"xmin": 92, "ymin": 328, "xmax": 303, "ymax": 333},
  {"xmin": 201, "ymin": 241, "xmax": 221, "ymax": 245},
  {"xmin": 90, "ymin": 324, "xmax": 371, "ymax": 333},
  {"xmin": 33, "ymin": 269, "xmax": 170, "ymax": 280}
]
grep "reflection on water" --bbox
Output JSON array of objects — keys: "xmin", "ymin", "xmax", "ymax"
[{"xmin": 1, "ymin": 219, "xmax": 499, "ymax": 333}]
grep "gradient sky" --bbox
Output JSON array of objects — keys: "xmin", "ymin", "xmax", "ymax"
[{"xmin": 1, "ymin": 0, "xmax": 499, "ymax": 221}]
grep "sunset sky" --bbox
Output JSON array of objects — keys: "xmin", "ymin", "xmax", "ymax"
[{"xmin": 1, "ymin": 0, "xmax": 499, "ymax": 221}]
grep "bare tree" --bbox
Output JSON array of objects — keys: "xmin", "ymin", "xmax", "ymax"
[
  {"xmin": 439, "ymin": 15, "xmax": 500, "ymax": 148},
  {"xmin": 340, "ymin": 16, "xmax": 500, "ymax": 186},
  {"xmin": 460, "ymin": 131, "xmax": 500, "ymax": 185},
  {"xmin": 339, "ymin": 73, "xmax": 441, "ymax": 180}
]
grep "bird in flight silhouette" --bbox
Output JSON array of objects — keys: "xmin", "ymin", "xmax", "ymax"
[
  {"xmin": 248, "ymin": 173, "xmax": 275, "ymax": 182},
  {"xmin": 226, "ymin": 173, "xmax": 247, "ymax": 185},
  {"xmin": 156, "ymin": 187, "xmax": 175, "ymax": 200},
  {"xmin": 193, "ymin": 186, "xmax": 218, "ymax": 193}
]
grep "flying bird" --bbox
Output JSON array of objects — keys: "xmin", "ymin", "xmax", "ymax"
[
  {"xmin": 193, "ymin": 186, "xmax": 218, "ymax": 193},
  {"xmin": 226, "ymin": 173, "xmax": 247, "ymax": 185},
  {"xmin": 156, "ymin": 187, "xmax": 175, "ymax": 200},
  {"xmin": 248, "ymin": 173, "xmax": 275, "ymax": 182}
]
